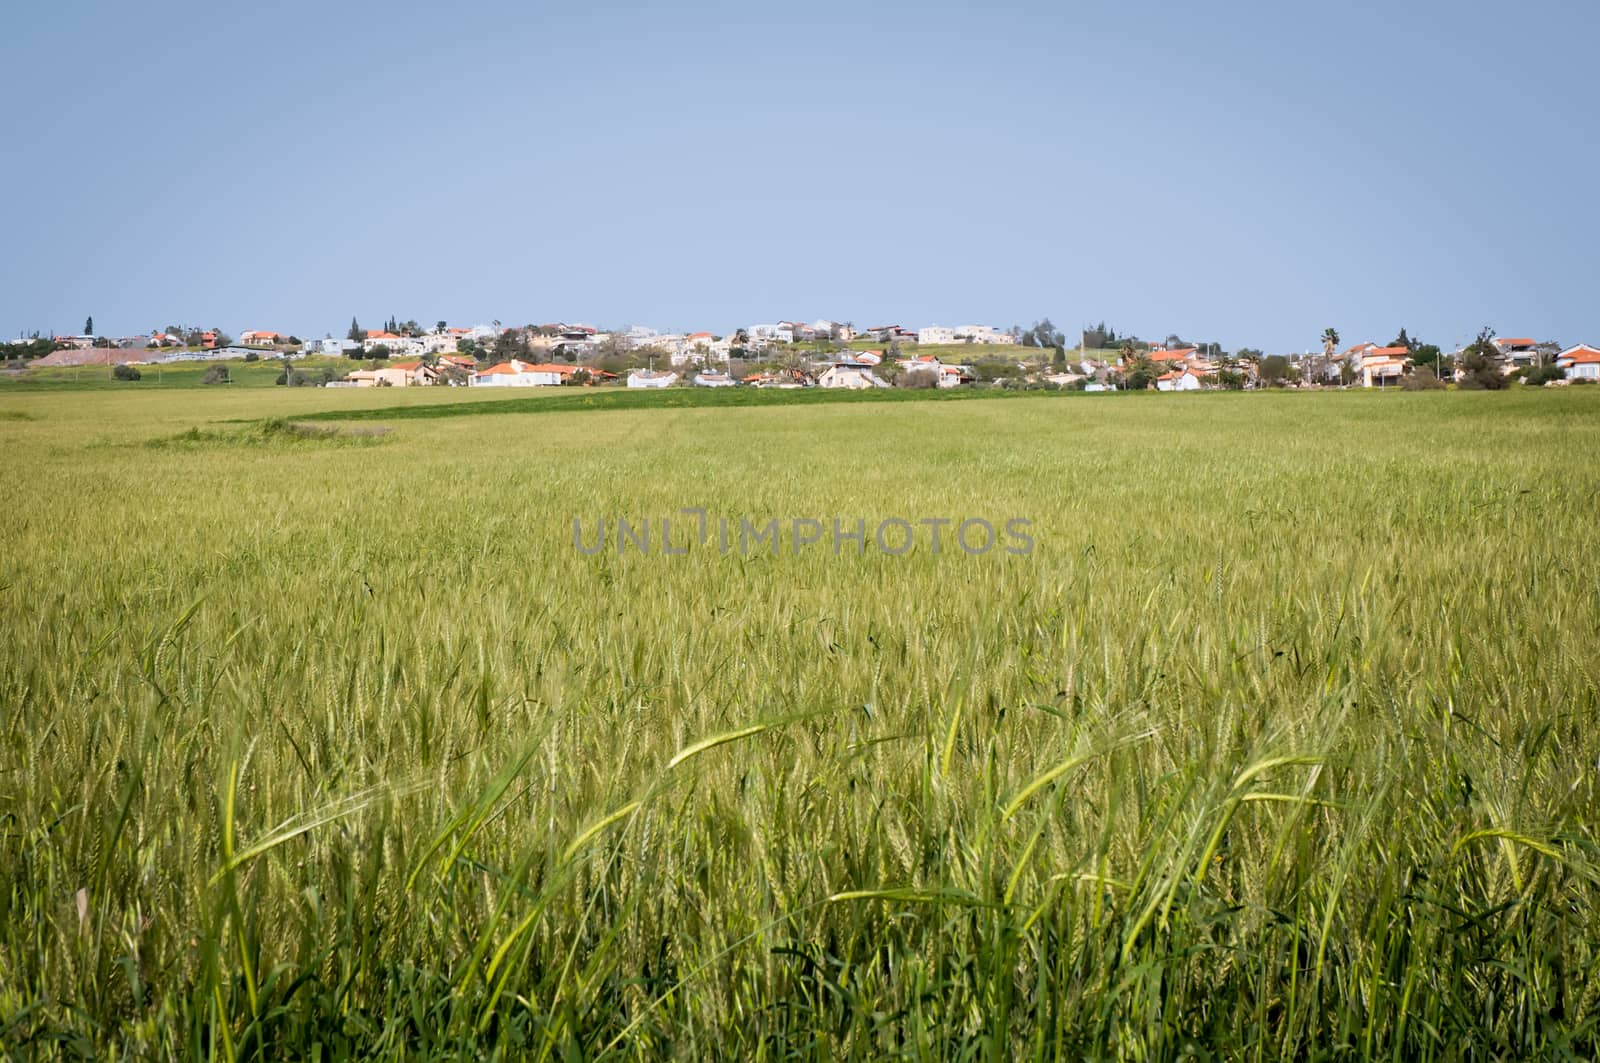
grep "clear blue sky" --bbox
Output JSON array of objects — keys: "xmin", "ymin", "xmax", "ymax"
[{"xmin": 3, "ymin": 1, "xmax": 1594, "ymax": 352}]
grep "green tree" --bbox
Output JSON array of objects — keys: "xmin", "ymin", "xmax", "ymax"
[
  {"xmin": 1260, "ymin": 355, "xmax": 1292, "ymax": 386},
  {"xmin": 1457, "ymin": 328, "xmax": 1508, "ymax": 390},
  {"xmin": 84, "ymin": 316, "xmax": 93, "ymax": 336},
  {"xmin": 348, "ymin": 318, "xmax": 366, "ymax": 342},
  {"xmin": 1123, "ymin": 354, "xmax": 1161, "ymax": 390},
  {"xmin": 1411, "ymin": 344, "xmax": 1442, "ymax": 369},
  {"xmin": 492, "ymin": 328, "xmax": 528, "ymax": 362},
  {"xmin": 1321, "ymin": 328, "xmax": 1339, "ymax": 359}
]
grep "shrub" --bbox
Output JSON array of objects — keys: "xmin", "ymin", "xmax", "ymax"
[
  {"xmin": 112, "ymin": 364, "xmax": 141, "ymax": 381},
  {"xmin": 244, "ymin": 351, "xmax": 259, "ymax": 363},
  {"xmin": 201, "ymin": 365, "xmax": 231, "ymax": 385},
  {"xmin": 1402, "ymin": 367, "xmax": 1446, "ymax": 391},
  {"xmin": 1519, "ymin": 364, "xmax": 1566, "ymax": 387}
]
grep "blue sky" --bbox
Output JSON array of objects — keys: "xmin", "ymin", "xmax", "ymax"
[{"xmin": 3, "ymin": 0, "xmax": 1594, "ymax": 352}]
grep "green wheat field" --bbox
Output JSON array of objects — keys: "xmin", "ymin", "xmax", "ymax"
[{"xmin": 2, "ymin": 385, "xmax": 1599, "ymax": 1059}]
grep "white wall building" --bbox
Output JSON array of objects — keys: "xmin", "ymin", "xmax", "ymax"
[
  {"xmin": 818, "ymin": 361, "xmax": 887, "ymax": 389},
  {"xmin": 954, "ymin": 325, "xmax": 1011, "ymax": 344},
  {"xmin": 1556, "ymin": 344, "xmax": 1600, "ymax": 380},
  {"xmin": 627, "ymin": 369, "xmax": 679, "ymax": 388},
  {"xmin": 748, "ymin": 324, "xmax": 794, "ymax": 345}
]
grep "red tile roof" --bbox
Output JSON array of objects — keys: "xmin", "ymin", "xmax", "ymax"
[{"xmin": 1559, "ymin": 344, "xmax": 1600, "ymax": 363}]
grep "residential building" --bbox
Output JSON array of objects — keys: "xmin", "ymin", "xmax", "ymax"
[
  {"xmin": 343, "ymin": 364, "xmax": 431, "ymax": 387},
  {"xmin": 748, "ymin": 324, "xmax": 794, "ymax": 345},
  {"xmin": 1356, "ymin": 345, "xmax": 1410, "ymax": 387},
  {"xmin": 239, "ymin": 330, "xmax": 282, "ymax": 347},
  {"xmin": 954, "ymin": 325, "xmax": 1011, "ymax": 345},
  {"xmin": 866, "ymin": 325, "xmax": 917, "ymax": 343},
  {"xmin": 1556, "ymin": 344, "xmax": 1600, "ymax": 381},
  {"xmin": 1492, "ymin": 336, "xmax": 1540, "ymax": 369},
  {"xmin": 627, "ymin": 369, "xmax": 679, "ymax": 388},
  {"xmin": 817, "ymin": 360, "xmax": 887, "ymax": 389},
  {"xmin": 918, "ymin": 326, "xmax": 956, "ymax": 345},
  {"xmin": 1148, "ymin": 346, "xmax": 1198, "ymax": 365},
  {"xmin": 474, "ymin": 359, "xmax": 573, "ymax": 387},
  {"xmin": 1156, "ymin": 369, "xmax": 1207, "ymax": 391},
  {"xmin": 938, "ymin": 364, "xmax": 973, "ymax": 388},
  {"xmin": 386, "ymin": 360, "xmax": 441, "ymax": 386},
  {"xmin": 673, "ymin": 332, "xmax": 727, "ymax": 367},
  {"xmin": 692, "ymin": 370, "xmax": 736, "ymax": 387}
]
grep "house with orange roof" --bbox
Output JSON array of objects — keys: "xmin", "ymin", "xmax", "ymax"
[
  {"xmin": 818, "ymin": 359, "xmax": 887, "ymax": 389},
  {"xmin": 937, "ymin": 364, "xmax": 974, "ymax": 388},
  {"xmin": 342, "ymin": 360, "xmax": 437, "ymax": 387},
  {"xmin": 1148, "ymin": 346, "xmax": 1198, "ymax": 364},
  {"xmin": 473, "ymin": 359, "xmax": 575, "ymax": 387},
  {"xmin": 1492, "ymin": 336, "xmax": 1540, "ymax": 368},
  {"xmin": 361, "ymin": 329, "xmax": 426, "ymax": 357},
  {"xmin": 1356, "ymin": 345, "xmax": 1410, "ymax": 387},
  {"xmin": 239, "ymin": 330, "xmax": 282, "ymax": 347},
  {"xmin": 1155, "ymin": 367, "xmax": 1207, "ymax": 392},
  {"xmin": 1556, "ymin": 344, "xmax": 1600, "ymax": 381}
]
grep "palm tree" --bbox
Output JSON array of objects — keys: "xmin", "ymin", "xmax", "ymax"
[{"xmin": 1321, "ymin": 328, "xmax": 1340, "ymax": 359}]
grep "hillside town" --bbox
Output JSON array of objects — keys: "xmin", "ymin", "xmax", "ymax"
[{"xmin": 5, "ymin": 317, "xmax": 1597, "ymax": 391}]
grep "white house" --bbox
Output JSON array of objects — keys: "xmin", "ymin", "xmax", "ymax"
[
  {"xmin": 1155, "ymin": 369, "xmax": 1207, "ymax": 392},
  {"xmin": 1356, "ymin": 345, "xmax": 1409, "ymax": 387},
  {"xmin": 672, "ymin": 332, "xmax": 727, "ymax": 367},
  {"xmin": 314, "ymin": 337, "xmax": 362, "ymax": 356},
  {"xmin": 474, "ymin": 359, "xmax": 571, "ymax": 387},
  {"xmin": 918, "ymin": 326, "xmax": 956, "ymax": 345},
  {"xmin": 1492, "ymin": 336, "xmax": 1541, "ymax": 369},
  {"xmin": 1556, "ymin": 344, "xmax": 1600, "ymax": 381},
  {"xmin": 954, "ymin": 325, "xmax": 1011, "ymax": 344},
  {"xmin": 817, "ymin": 361, "xmax": 888, "ymax": 389},
  {"xmin": 345, "ymin": 363, "xmax": 437, "ymax": 387},
  {"xmin": 748, "ymin": 324, "xmax": 794, "ymax": 345},
  {"xmin": 692, "ymin": 370, "xmax": 736, "ymax": 387},
  {"xmin": 627, "ymin": 369, "xmax": 679, "ymax": 388},
  {"xmin": 938, "ymin": 364, "xmax": 973, "ymax": 388}
]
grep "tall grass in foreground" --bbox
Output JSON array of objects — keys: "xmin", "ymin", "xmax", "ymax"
[{"xmin": 1, "ymin": 388, "xmax": 1599, "ymax": 1058}]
